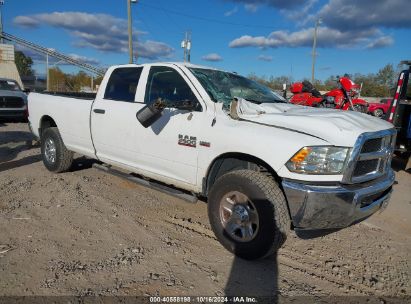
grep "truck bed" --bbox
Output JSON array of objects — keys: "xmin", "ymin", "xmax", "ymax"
[{"xmin": 28, "ymin": 92, "xmax": 96, "ymax": 158}]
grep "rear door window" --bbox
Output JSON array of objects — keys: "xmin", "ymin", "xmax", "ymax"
[{"xmin": 104, "ymin": 67, "xmax": 143, "ymax": 102}]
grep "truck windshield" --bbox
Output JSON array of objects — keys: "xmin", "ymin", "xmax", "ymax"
[
  {"xmin": 189, "ymin": 68, "xmax": 285, "ymax": 107},
  {"xmin": 0, "ymin": 80, "xmax": 21, "ymax": 91}
]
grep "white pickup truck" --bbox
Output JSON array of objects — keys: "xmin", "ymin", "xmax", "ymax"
[{"xmin": 28, "ymin": 62, "xmax": 396, "ymax": 260}]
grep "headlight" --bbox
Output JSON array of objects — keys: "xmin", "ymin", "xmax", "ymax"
[{"xmin": 286, "ymin": 146, "xmax": 350, "ymax": 174}]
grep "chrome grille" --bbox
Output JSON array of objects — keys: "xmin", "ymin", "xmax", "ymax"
[
  {"xmin": 343, "ymin": 129, "xmax": 396, "ymax": 184},
  {"xmin": 360, "ymin": 138, "xmax": 382, "ymax": 153},
  {"xmin": 353, "ymin": 159, "xmax": 379, "ymax": 177}
]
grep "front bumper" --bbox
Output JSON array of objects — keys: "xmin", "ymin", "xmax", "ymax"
[
  {"xmin": 282, "ymin": 170, "xmax": 395, "ymax": 230},
  {"xmin": 0, "ymin": 109, "xmax": 26, "ymax": 118}
]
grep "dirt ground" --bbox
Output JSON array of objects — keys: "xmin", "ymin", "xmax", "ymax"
[{"xmin": 0, "ymin": 122, "xmax": 410, "ymax": 300}]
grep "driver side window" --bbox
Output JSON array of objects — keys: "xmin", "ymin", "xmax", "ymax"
[{"xmin": 144, "ymin": 66, "xmax": 200, "ymax": 110}]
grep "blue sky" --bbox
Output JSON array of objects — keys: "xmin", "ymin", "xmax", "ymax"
[{"xmin": 3, "ymin": 0, "xmax": 411, "ymax": 80}]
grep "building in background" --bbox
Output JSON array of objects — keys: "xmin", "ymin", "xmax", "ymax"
[{"xmin": 0, "ymin": 43, "xmax": 24, "ymax": 89}]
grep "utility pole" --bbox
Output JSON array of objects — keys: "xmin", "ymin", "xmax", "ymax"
[
  {"xmin": 127, "ymin": 0, "xmax": 137, "ymax": 64},
  {"xmin": 181, "ymin": 31, "xmax": 192, "ymax": 63},
  {"xmin": 0, "ymin": 0, "xmax": 5, "ymax": 44},
  {"xmin": 46, "ymin": 53, "xmax": 50, "ymax": 91},
  {"xmin": 311, "ymin": 18, "xmax": 321, "ymax": 83}
]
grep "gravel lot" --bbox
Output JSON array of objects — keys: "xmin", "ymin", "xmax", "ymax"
[{"xmin": 0, "ymin": 122, "xmax": 410, "ymax": 300}]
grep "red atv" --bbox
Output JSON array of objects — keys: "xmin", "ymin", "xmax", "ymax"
[{"xmin": 289, "ymin": 76, "xmax": 369, "ymax": 113}]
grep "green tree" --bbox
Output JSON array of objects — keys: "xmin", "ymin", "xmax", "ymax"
[
  {"xmin": 266, "ymin": 76, "xmax": 291, "ymax": 90},
  {"xmin": 375, "ymin": 64, "xmax": 395, "ymax": 96},
  {"xmin": 49, "ymin": 67, "xmax": 68, "ymax": 91},
  {"xmin": 70, "ymin": 71, "xmax": 92, "ymax": 92},
  {"xmin": 48, "ymin": 68, "xmax": 96, "ymax": 92},
  {"xmin": 376, "ymin": 64, "xmax": 395, "ymax": 87},
  {"xmin": 323, "ymin": 75, "xmax": 337, "ymax": 90},
  {"xmin": 248, "ymin": 74, "xmax": 291, "ymax": 91},
  {"xmin": 353, "ymin": 73, "xmax": 388, "ymax": 97},
  {"xmin": 15, "ymin": 51, "xmax": 34, "ymax": 76}
]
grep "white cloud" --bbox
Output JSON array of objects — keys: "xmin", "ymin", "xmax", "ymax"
[
  {"xmin": 244, "ymin": 4, "xmax": 259, "ymax": 12},
  {"xmin": 67, "ymin": 53, "xmax": 100, "ymax": 65},
  {"xmin": 257, "ymin": 54, "xmax": 273, "ymax": 61},
  {"xmin": 229, "ymin": 27, "xmax": 392, "ymax": 49},
  {"xmin": 283, "ymin": 0, "xmax": 318, "ymax": 24},
  {"xmin": 227, "ymin": 0, "xmax": 411, "ymax": 50},
  {"xmin": 225, "ymin": 0, "xmax": 306, "ymax": 9},
  {"xmin": 13, "ymin": 12, "xmax": 174, "ymax": 60},
  {"xmin": 202, "ymin": 53, "xmax": 223, "ymax": 62},
  {"xmin": 13, "ymin": 16, "xmax": 40, "ymax": 28},
  {"xmin": 136, "ymin": 41, "xmax": 174, "ymax": 60},
  {"xmin": 224, "ymin": 6, "xmax": 239, "ymax": 16},
  {"xmin": 366, "ymin": 36, "xmax": 394, "ymax": 49},
  {"xmin": 318, "ymin": 0, "xmax": 411, "ymax": 30}
]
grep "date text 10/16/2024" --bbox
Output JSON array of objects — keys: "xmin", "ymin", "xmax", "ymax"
[{"xmin": 150, "ymin": 296, "xmax": 258, "ymax": 303}]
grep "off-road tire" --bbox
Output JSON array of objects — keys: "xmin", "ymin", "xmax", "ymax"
[
  {"xmin": 208, "ymin": 170, "xmax": 290, "ymax": 260},
  {"xmin": 41, "ymin": 127, "xmax": 73, "ymax": 173}
]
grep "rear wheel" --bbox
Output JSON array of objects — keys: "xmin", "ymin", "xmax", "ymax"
[
  {"xmin": 208, "ymin": 170, "xmax": 290, "ymax": 260},
  {"xmin": 373, "ymin": 108, "xmax": 384, "ymax": 118},
  {"xmin": 41, "ymin": 127, "xmax": 73, "ymax": 173}
]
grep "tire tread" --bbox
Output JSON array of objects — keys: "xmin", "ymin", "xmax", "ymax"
[
  {"xmin": 208, "ymin": 169, "xmax": 290, "ymax": 259},
  {"xmin": 235, "ymin": 170, "xmax": 290, "ymax": 258},
  {"xmin": 42, "ymin": 127, "xmax": 73, "ymax": 173}
]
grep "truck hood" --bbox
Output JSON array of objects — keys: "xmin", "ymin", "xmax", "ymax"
[{"xmin": 233, "ymin": 99, "xmax": 394, "ymax": 147}]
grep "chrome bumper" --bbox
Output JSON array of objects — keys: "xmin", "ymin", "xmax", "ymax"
[{"xmin": 282, "ymin": 170, "xmax": 395, "ymax": 230}]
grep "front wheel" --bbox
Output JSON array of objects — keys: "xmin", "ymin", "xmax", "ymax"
[
  {"xmin": 373, "ymin": 108, "xmax": 384, "ymax": 118},
  {"xmin": 208, "ymin": 170, "xmax": 290, "ymax": 260}
]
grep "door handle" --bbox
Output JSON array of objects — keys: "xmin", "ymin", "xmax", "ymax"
[{"xmin": 93, "ymin": 109, "xmax": 105, "ymax": 114}]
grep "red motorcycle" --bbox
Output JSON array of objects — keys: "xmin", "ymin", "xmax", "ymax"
[{"xmin": 289, "ymin": 76, "xmax": 369, "ymax": 113}]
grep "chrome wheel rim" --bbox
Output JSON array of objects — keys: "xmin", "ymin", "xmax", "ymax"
[
  {"xmin": 44, "ymin": 138, "xmax": 56, "ymax": 163},
  {"xmin": 219, "ymin": 191, "xmax": 259, "ymax": 242},
  {"xmin": 374, "ymin": 109, "xmax": 383, "ymax": 117}
]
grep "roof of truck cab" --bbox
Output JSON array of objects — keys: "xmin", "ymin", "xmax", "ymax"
[{"xmin": 110, "ymin": 62, "xmax": 220, "ymax": 71}]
